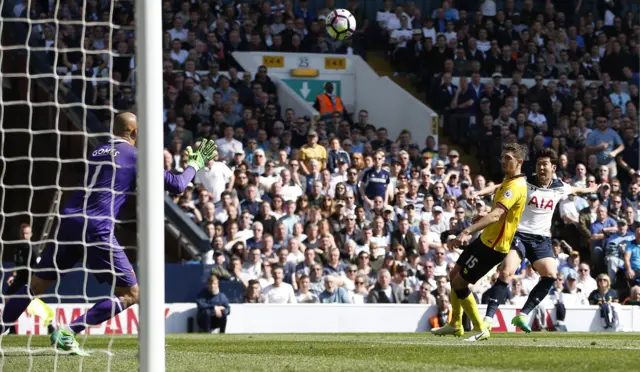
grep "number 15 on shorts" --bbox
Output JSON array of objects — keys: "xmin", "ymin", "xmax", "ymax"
[{"xmin": 465, "ymin": 255, "xmax": 479, "ymax": 268}]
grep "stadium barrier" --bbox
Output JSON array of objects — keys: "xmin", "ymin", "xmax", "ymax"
[
  {"xmin": 232, "ymin": 52, "xmax": 439, "ymax": 144},
  {"xmin": 4, "ymin": 303, "xmax": 639, "ymax": 335}
]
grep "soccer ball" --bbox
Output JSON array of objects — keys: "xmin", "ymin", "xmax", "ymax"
[{"xmin": 326, "ymin": 9, "xmax": 356, "ymax": 40}]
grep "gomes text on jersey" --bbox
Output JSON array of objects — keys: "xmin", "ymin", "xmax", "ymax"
[{"xmin": 517, "ymin": 177, "xmax": 572, "ymax": 236}]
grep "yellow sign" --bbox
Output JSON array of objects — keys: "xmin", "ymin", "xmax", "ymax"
[
  {"xmin": 262, "ymin": 55, "xmax": 284, "ymax": 68},
  {"xmin": 324, "ymin": 57, "xmax": 346, "ymax": 70}
]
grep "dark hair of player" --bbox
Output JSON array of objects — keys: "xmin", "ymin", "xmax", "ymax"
[{"xmin": 537, "ymin": 148, "xmax": 558, "ymax": 165}]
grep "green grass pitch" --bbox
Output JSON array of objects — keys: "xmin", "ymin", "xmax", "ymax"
[{"xmin": 1, "ymin": 333, "xmax": 638, "ymax": 371}]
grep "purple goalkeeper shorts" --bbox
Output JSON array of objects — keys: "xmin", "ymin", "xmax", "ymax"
[{"xmin": 35, "ymin": 220, "xmax": 137, "ymax": 288}]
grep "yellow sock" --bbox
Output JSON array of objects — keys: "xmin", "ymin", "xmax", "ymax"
[
  {"xmin": 450, "ymin": 290, "xmax": 463, "ymax": 328},
  {"xmin": 459, "ymin": 292, "xmax": 485, "ymax": 331},
  {"xmin": 27, "ymin": 298, "xmax": 55, "ymax": 327}
]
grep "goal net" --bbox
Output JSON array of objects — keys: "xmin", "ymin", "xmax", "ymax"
[{"xmin": 0, "ymin": 0, "xmax": 141, "ymax": 368}]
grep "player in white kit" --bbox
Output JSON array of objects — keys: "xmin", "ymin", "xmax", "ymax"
[{"xmin": 475, "ymin": 149, "xmax": 597, "ymax": 332}]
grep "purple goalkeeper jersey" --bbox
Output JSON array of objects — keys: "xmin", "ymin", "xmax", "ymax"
[{"xmin": 61, "ymin": 139, "xmax": 195, "ymax": 236}]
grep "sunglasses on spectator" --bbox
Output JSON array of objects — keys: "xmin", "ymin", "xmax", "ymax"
[
  {"xmin": 356, "ymin": 281, "xmax": 365, "ymax": 285},
  {"xmin": 359, "ymin": 256, "xmax": 369, "ymax": 260},
  {"xmin": 579, "ymin": 269, "xmax": 589, "ymax": 272},
  {"xmin": 349, "ymin": 269, "xmax": 357, "ymax": 273}
]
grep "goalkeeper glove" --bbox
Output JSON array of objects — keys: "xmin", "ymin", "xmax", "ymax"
[{"xmin": 186, "ymin": 139, "xmax": 218, "ymax": 172}]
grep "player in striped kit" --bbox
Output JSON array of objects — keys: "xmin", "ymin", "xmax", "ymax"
[{"xmin": 477, "ymin": 148, "xmax": 597, "ymax": 332}]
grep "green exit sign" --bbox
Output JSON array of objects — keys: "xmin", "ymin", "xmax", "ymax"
[{"xmin": 282, "ymin": 79, "xmax": 341, "ymax": 103}]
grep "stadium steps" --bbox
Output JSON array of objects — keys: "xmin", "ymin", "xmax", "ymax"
[{"xmin": 364, "ymin": 51, "xmax": 480, "ymax": 171}]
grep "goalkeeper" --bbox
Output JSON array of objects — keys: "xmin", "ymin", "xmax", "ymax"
[{"xmin": 0, "ymin": 113, "xmax": 217, "ymax": 355}]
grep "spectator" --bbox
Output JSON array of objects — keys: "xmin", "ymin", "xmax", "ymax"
[
  {"xmin": 408, "ymin": 281, "xmax": 437, "ymax": 304},
  {"xmin": 577, "ymin": 263, "xmax": 598, "ymax": 296},
  {"xmin": 588, "ymin": 274, "xmax": 619, "ymax": 305},
  {"xmin": 560, "ymin": 273, "xmax": 589, "ymax": 305},
  {"xmin": 605, "ymin": 221, "xmax": 636, "ymax": 280},
  {"xmin": 623, "ymin": 227, "xmax": 640, "ymax": 286},
  {"xmin": 591, "ymin": 205, "xmax": 619, "ymax": 271},
  {"xmin": 585, "ymin": 117, "xmax": 625, "ymax": 178},
  {"xmin": 261, "ymin": 264, "xmax": 296, "ymax": 303},
  {"xmin": 196, "ymin": 275, "xmax": 230, "ymax": 333},
  {"xmin": 244, "ymin": 280, "xmax": 262, "ymax": 303},
  {"xmin": 367, "ymin": 269, "xmax": 407, "ymax": 303},
  {"xmin": 623, "ymin": 286, "xmax": 640, "ymax": 306},
  {"xmin": 318, "ymin": 274, "xmax": 350, "ymax": 303},
  {"xmin": 195, "ymin": 159, "xmax": 234, "ymax": 204},
  {"xmin": 429, "ymin": 296, "xmax": 452, "ymax": 329},
  {"xmin": 296, "ymin": 275, "xmax": 320, "ymax": 303},
  {"xmin": 313, "ymin": 82, "xmax": 345, "ymax": 120}
]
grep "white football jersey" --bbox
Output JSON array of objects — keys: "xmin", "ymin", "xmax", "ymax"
[{"xmin": 517, "ymin": 178, "xmax": 572, "ymax": 236}]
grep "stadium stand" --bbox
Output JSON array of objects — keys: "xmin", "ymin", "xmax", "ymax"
[{"xmin": 3, "ymin": 0, "xmax": 640, "ymax": 324}]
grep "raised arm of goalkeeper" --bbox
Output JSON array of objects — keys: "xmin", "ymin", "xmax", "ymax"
[{"xmin": 164, "ymin": 139, "xmax": 218, "ymax": 194}]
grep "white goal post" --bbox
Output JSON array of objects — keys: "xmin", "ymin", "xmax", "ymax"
[{"xmin": 135, "ymin": 0, "xmax": 166, "ymax": 371}]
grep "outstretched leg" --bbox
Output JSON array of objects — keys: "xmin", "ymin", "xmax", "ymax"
[
  {"xmin": 512, "ymin": 257, "xmax": 557, "ymax": 333},
  {"xmin": 68, "ymin": 285, "xmax": 138, "ymax": 334}
]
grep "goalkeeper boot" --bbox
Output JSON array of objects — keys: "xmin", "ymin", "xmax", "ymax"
[
  {"xmin": 50, "ymin": 328, "xmax": 89, "ymax": 356},
  {"xmin": 430, "ymin": 324, "xmax": 464, "ymax": 337},
  {"xmin": 511, "ymin": 313, "xmax": 532, "ymax": 333},
  {"xmin": 463, "ymin": 328, "xmax": 490, "ymax": 342}
]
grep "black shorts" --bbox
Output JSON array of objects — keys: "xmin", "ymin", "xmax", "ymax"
[
  {"xmin": 511, "ymin": 232, "xmax": 554, "ymax": 263},
  {"xmin": 457, "ymin": 238, "xmax": 507, "ymax": 284}
]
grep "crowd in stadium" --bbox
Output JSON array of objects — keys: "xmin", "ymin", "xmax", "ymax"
[{"xmin": 15, "ymin": 0, "xmax": 640, "ymax": 326}]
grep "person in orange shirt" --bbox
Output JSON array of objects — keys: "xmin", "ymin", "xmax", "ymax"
[
  {"xmin": 313, "ymin": 82, "xmax": 347, "ymax": 120},
  {"xmin": 429, "ymin": 296, "xmax": 452, "ymax": 330}
]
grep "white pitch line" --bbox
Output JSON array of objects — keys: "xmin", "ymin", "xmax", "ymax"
[{"xmin": 375, "ymin": 339, "xmax": 640, "ymax": 350}]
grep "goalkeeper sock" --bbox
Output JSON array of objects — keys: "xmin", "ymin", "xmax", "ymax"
[
  {"xmin": 69, "ymin": 297, "xmax": 125, "ymax": 334},
  {"xmin": 520, "ymin": 276, "xmax": 555, "ymax": 315},
  {"xmin": 1, "ymin": 286, "xmax": 34, "ymax": 332},
  {"xmin": 484, "ymin": 279, "xmax": 509, "ymax": 319}
]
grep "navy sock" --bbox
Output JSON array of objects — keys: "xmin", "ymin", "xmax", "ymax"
[
  {"xmin": 521, "ymin": 276, "xmax": 555, "ymax": 315},
  {"xmin": 484, "ymin": 279, "xmax": 509, "ymax": 319},
  {"xmin": 454, "ymin": 287, "xmax": 471, "ymax": 300}
]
